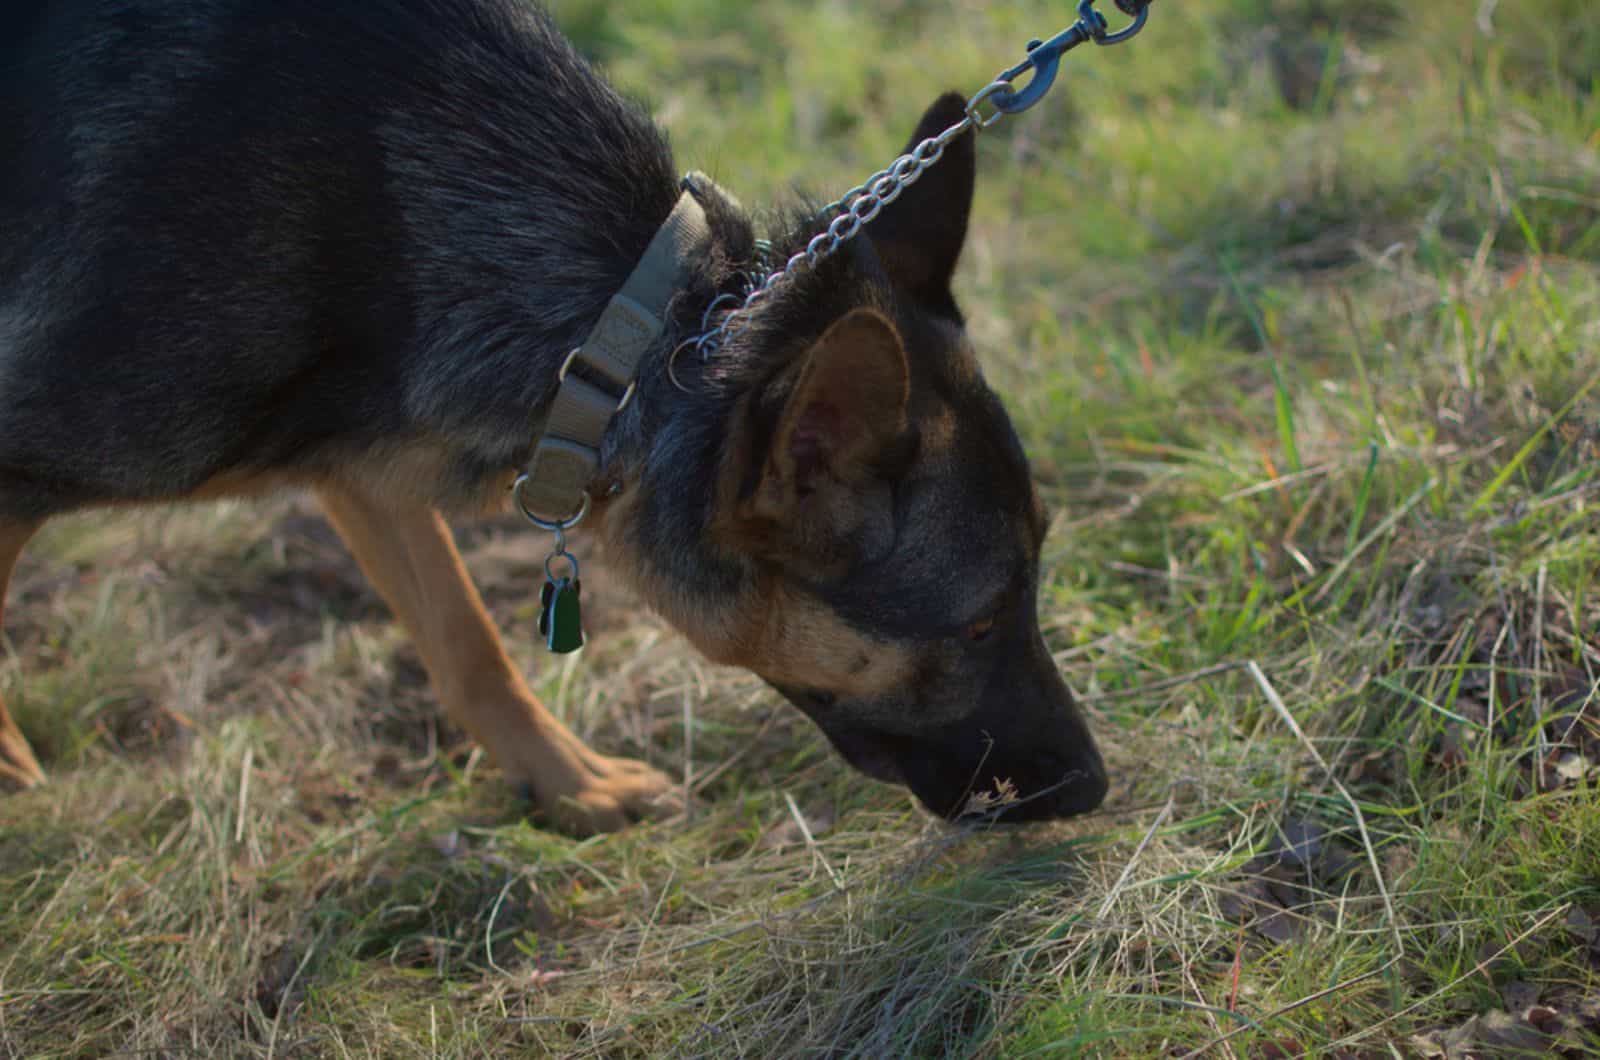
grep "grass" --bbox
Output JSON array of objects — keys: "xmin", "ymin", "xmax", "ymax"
[{"xmin": 3, "ymin": 0, "xmax": 1599, "ymax": 1055}]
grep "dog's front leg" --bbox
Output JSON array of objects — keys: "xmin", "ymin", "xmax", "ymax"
[{"xmin": 314, "ymin": 483, "xmax": 677, "ymax": 834}]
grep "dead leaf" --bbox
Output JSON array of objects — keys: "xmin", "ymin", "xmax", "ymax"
[
  {"xmin": 1274, "ymin": 818, "xmax": 1326, "ymax": 869},
  {"xmin": 1255, "ymin": 908, "xmax": 1297, "ymax": 944},
  {"xmin": 1440, "ymin": 1009, "xmax": 1552, "ymax": 1056},
  {"xmin": 1524, "ymin": 1006, "xmax": 1561, "ymax": 1035},
  {"xmin": 1552, "ymin": 752, "xmax": 1589, "ymax": 782},
  {"xmin": 961, "ymin": 776, "xmax": 1022, "ymax": 817},
  {"xmin": 1454, "ymin": 695, "xmax": 1489, "ymax": 727},
  {"xmin": 1218, "ymin": 879, "xmax": 1300, "ymax": 943}
]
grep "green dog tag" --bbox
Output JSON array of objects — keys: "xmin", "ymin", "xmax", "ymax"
[{"xmin": 538, "ymin": 577, "xmax": 584, "ymax": 654}]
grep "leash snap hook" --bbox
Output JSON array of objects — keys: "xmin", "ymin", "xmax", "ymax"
[{"xmin": 979, "ymin": 1, "xmax": 1106, "ymax": 117}]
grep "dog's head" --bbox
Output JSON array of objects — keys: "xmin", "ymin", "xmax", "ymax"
[{"xmin": 613, "ymin": 93, "xmax": 1107, "ymax": 822}]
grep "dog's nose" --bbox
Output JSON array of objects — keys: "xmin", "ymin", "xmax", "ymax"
[{"xmin": 1049, "ymin": 757, "xmax": 1110, "ymax": 816}]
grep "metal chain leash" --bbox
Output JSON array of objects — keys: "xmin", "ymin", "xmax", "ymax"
[{"xmin": 669, "ymin": 0, "xmax": 1153, "ymax": 384}]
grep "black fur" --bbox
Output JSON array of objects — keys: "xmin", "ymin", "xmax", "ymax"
[{"xmin": 3, "ymin": 0, "xmax": 699, "ymax": 515}]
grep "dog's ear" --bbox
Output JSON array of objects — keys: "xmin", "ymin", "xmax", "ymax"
[
  {"xmin": 731, "ymin": 308, "xmax": 910, "ymax": 570},
  {"xmin": 869, "ymin": 92, "xmax": 976, "ymax": 317}
]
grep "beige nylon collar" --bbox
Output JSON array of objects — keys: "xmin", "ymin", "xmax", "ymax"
[{"xmin": 514, "ymin": 177, "xmax": 713, "ymax": 525}]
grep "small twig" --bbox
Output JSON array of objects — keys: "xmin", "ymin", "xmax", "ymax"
[
  {"xmin": 1533, "ymin": 562, "xmax": 1548, "ymax": 789},
  {"xmin": 234, "ymin": 746, "xmax": 253, "ymax": 845},
  {"xmin": 1182, "ymin": 958, "xmax": 1240, "ymax": 1060},
  {"xmin": 1246, "ymin": 661, "xmax": 1404, "ymax": 961},
  {"xmin": 461, "ymin": 745, "xmax": 484, "ymax": 787},
  {"xmin": 1226, "ymin": 926, "xmax": 1245, "ymax": 1014},
  {"xmin": 784, "ymin": 792, "xmax": 843, "ymax": 893}
]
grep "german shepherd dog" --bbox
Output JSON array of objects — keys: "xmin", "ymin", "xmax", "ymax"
[{"xmin": 1, "ymin": 0, "xmax": 1109, "ymax": 833}]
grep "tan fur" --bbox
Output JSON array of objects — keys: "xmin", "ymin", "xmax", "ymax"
[
  {"xmin": 595, "ymin": 490, "xmax": 917, "ymax": 704},
  {"xmin": 747, "ymin": 583, "xmax": 919, "ymax": 700},
  {"xmin": 0, "ymin": 520, "xmax": 45, "ymax": 791}
]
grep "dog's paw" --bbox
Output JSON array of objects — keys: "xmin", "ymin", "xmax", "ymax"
[{"xmin": 513, "ymin": 752, "xmax": 681, "ymax": 836}]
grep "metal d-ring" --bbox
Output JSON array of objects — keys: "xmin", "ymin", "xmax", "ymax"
[{"xmin": 512, "ymin": 474, "xmax": 591, "ymax": 535}]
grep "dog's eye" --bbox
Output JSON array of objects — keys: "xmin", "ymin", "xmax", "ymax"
[
  {"xmin": 965, "ymin": 616, "xmax": 997, "ymax": 642},
  {"xmin": 806, "ymin": 690, "xmax": 837, "ymax": 708}
]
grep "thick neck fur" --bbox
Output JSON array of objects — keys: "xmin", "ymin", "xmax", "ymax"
[{"xmin": 372, "ymin": 0, "xmax": 685, "ymax": 460}]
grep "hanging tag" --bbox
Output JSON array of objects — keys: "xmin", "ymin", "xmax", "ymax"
[
  {"xmin": 539, "ymin": 575, "xmax": 584, "ymax": 654},
  {"xmin": 513, "ymin": 479, "xmax": 591, "ymax": 656}
]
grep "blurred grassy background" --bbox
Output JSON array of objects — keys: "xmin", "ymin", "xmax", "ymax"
[{"xmin": 2, "ymin": 1, "xmax": 1598, "ymax": 1055}]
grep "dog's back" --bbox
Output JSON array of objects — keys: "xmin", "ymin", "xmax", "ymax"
[
  {"xmin": 1, "ymin": 0, "xmax": 675, "ymax": 520},
  {"xmin": 5, "ymin": 1, "xmax": 382, "ymax": 515}
]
